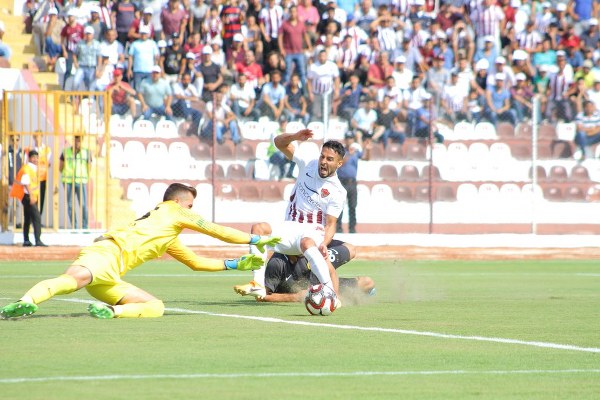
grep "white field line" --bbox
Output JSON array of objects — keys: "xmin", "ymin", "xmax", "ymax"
[
  {"xmin": 51, "ymin": 298, "xmax": 600, "ymax": 354},
  {"xmin": 1, "ymin": 369, "xmax": 600, "ymax": 384}
]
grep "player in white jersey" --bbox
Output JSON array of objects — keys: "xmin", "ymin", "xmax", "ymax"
[{"xmin": 234, "ymin": 129, "xmax": 347, "ymax": 302}]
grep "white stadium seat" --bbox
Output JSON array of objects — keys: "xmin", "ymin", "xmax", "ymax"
[
  {"xmin": 307, "ymin": 121, "xmax": 325, "ymax": 140},
  {"xmin": 155, "ymin": 120, "xmax": 178, "ymax": 138},
  {"xmin": 474, "ymin": 122, "xmax": 497, "ymax": 140},
  {"xmin": 133, "ymin": 119, "xmax": 156, "ymax": 138},
  {"xmin": 286, "ymin": 121, "xmax": 305, "ymax": 133},
  {"xmin": 453, "ymin": 121, "xmax": 475, "ymax": 140},
  {"xmin": 240, "ymin": 121, "xmax": 263, "ymax": 140},
  {"xmin": 109, "ymin": 115, "xmax": 133, "ymax": 137}
]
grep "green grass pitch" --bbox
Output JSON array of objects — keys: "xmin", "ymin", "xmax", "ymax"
[{"xmin": 0, "ymin": 259, "xmax": 599, "ymax": 399}]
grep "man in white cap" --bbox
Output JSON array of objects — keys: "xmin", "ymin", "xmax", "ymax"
[
  {"xmin": 72, "ymin": 25, "xmax": 101, "ymax": 91},
  {"xmin": 137, "ymin": 65, "xmax": 174, "ymax": 121},
  {"xmin": 198, "ymin": 45, "xmax": 223, "ymax": 102},
  {"xmin": 67, "ymin": 0, "xmax": 92, "ymax": 27},
  {"xmin": 484, "ymin": 72, "xmax": 517, "ymax": 125},
  {"xmin": 226, "ymin": 32, "xmax": 246, "ymax": 65},
  {"xmin": 60, "ymin": 9, "xmax": 85, "ymax": 89},
  {"xmin": 511, "ymin": 72, "xmax": 534, "ymax": 121},
  {"xmin": 391, "ymin": 55, "xmax": 413, "ymax": 91},
  {"xmin": 0, "ymin": 20, "xmax": 11, "ymax": 63},
  {"xmin": 493, "ymin": 56, "xmax": 516, "ymax": 89},
  {"xmin": 474, "ymin": 35, "xmax": 498, "ymax": 74},
  {"xmin": 127, "ymin": 25, "xmax": 160, "ymax": 90},
  {"xmin": 128, "ymin": 7, "xmax": 155, "ymax": 41}
]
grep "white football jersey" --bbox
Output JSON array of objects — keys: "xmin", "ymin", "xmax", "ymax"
[{"xmin": 284, "ymin": 143, "xmax": 346, "ymax": 226}]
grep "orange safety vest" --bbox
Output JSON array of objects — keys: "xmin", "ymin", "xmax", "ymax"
[
  {"xmin": 9, "ymin": 163, "xmax": 40, "ymax": 202},
  {"xmin": 24, "ymin": 145, "xmax": 51, "ymax": 181}
]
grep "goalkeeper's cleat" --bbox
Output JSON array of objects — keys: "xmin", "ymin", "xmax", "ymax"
[
  {"xmin": 233, "ymin": 280, "xmax": 266, "ymax": 300},
  {"xmin": 87, "ymin": 302, "xmax": 115, "ymax": 319},
  {"xmin": 0, "ymin": 301, "xmax": 38, "ymax": 319}
]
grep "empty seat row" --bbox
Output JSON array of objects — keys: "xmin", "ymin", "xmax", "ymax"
[{"xmin": 110, "ymin": 116, "xmax": 180, "ymax": 139}]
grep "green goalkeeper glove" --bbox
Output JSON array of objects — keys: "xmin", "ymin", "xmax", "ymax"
[
  {"xmin": 224, "ymin": 254, "xmax": 264, "ymax": 271},
  {"xmin": 249, "ymin": 235, "xmax": 281, "ymax": 253}
]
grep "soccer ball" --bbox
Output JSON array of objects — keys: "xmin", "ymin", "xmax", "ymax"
[{"xmin": 304, "ymin": 284, "xmax": 338, "ymax": 316}]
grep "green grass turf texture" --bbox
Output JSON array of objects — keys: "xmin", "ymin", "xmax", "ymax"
[{"xmin": 0, "ymin": 259, "xmax": 598, "ymax": 399}]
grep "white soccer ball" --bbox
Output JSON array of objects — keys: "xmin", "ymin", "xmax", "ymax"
[{"xmin": 304, "ymin": 284, "xmax": 338, "ymax": 316}]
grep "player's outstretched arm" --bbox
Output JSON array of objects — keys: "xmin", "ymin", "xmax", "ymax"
[
  {"xmin": 250, "ymin": 234, "xmax": 281, "ymax": 253},
  {"xmin": 167, "ymin": 240, "xmax": 264, "ymax": 272}
]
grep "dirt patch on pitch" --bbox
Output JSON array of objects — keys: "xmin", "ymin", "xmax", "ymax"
[{"xmin": 0, "ymin": 245, "xmax": 598, "ymax": 262}]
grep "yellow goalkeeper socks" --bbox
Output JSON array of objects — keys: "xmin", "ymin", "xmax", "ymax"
[
  {"xmin": 22, "ymin": 274, "xmax": 78, "ymax": 305},
  {"xmin": 113, "ymin": 299, "xmax": 165, "ymax": 318}
]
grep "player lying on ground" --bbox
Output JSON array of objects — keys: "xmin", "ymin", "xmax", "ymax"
[
  {"xmin": 0, "ymin": 183, "xmax": 280, "ymax": 319},
  {"xmin": 234, "ymin": 130, "xmax": 348, "ymax": 302},
  {"xmin": 240, "ymin": 240, "xmax": 375, "ymax": 302}
]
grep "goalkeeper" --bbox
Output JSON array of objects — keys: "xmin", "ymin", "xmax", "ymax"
[{"xmin": 0, "ymin": 183, "xmax": 280, "ymax": 319}]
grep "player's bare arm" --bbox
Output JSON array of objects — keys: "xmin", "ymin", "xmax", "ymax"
[{"xmin": 274, "ymin": 129, "xmax": 313, "ymax": 160}]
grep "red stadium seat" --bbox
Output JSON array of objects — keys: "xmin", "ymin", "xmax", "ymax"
[
  {"xmin": 399, "ymin": 165, "xmax": 419, "ymax": 181},
  {"xmin": 379, "ymin": 164, "xmax": 399, "ymax": 180},
  {"xmin": 205, "ymin": 163, "xmax": 225, "ymax": 180}
]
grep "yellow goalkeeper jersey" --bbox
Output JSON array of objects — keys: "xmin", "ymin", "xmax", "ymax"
[{"xmin": 102, "ymin": 201, "xmax": 251, "ymax": 274}]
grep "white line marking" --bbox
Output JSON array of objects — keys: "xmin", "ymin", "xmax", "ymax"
[
  {"xmin": 1, "ymin": 369, "xmax": 599, "ymax": 384},
  {"xmin": 53, "ymin": 298, "xmax": 600, "ymax": 354}
]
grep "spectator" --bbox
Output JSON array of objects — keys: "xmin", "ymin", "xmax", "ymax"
[
  {"xmin": 415, "ymin": 93, "xmax": 444, "ymax": 143},
  {"xmin": 493, "ymin": 56, "xmax": 516, "ymax": 89},
  {"xmin": 336, "ymin": 34, "xmax": 358, "ymax": 84},
  {"xmin": 404, "ymin": 75, "xmax": 429, "ymax": 136},
  {"xmin": 160, "ymin": 34, "xmax": 185, "ymax": 82},
  {"xmin": 470, "ymin": 0, "xmax": 505, "ymax": 51},
  {"xmin": 426, "ymin": 55, "xmax": 449, "ymax": 104},
  {"xmin": 198, "ymin": 45, "xmax": 223, "ymax": 102},
  {"xmin": 467, "ymin": 88, "xmax": 483, "ymax": 123},
  {"xmin": 339, "ymin": 13, "xmax": 368, "ymax": 54},
  {"xmin": 355, "ymin": 0, "xmax": 377, "ymax": 32},
  {"xmin": 111, "ymin": 0, "xmax": 137, "ymax": 45},
  {"xmin": 472, "ymin": 59, "xmax": 490, "ymax": 102},
  {"xmin": 267, "ymin": 115, "xmax": 296, "ymax": 180},
  {"xmin": 369, "ymin": 8, "xmax": 399, "ymax": 55},
  {"xmin": 88, "ymin": 6, "xmax": 107, "ymax": 41},
  {"xmin": 137, "ymin": 65, "xmax": 174, "ymax": 121},
  {"xmin": 209, "ymin": 36, "xmax": 226, "ymax": 67},
  {"xmin": 230, "ymin": 73, "xmax": 259, "ymax": 120},
  {"xmin": 588, "ymin": 78, "xmax": 600, "ymax": 112},
  {"xmin": 307, "ymin": 49, "xmax": 341, "ymax": 121},
  {"xmin": 226, "ymin": 33, "xmax": 246, "ymax": 65},
  {"xmin": 202, "ymin": 6, "xmax": 223, "ymax": 43},
  {"xmin": 545, "ymin": 51, "xmax": 573, "ymax": 122},
  {"xmin": 297, "ymin": 0, "xmax": 320, "ymax": 42},
  {"xmin": 128, "ymin": 7, "xmax": 155, "ymax": 42},
  {"xmin": 484, "ymin": 73, "xmax": 517, "ymax": 125},
  {"xmin": 10, "ymin": 150, "xmax": 46, "ymax": 247},
  {"xmin": 279, "ymin": 5, "xmax": 311, "ymax": 84},
  {"xmin": 161, "ymin": 0, "xmax": 189, "ymax": 40},
  {"xmin": 259, "ymin": 0, "xmax": 284, "ymax": 55},
  {"xmin": 377, "ymin": 75, "xmax": 403, "ymax": 110},
  {"xmin": 242, "ymin": 15, "xmax": 263, "ymax": 62},
  {"xmin": 391, "ymin": 55, "xmax": 413, "ymax": 91},
  {"xmin": 31, "ymin": 0, "xmax": 62, "ymax": 56},
  {"xmin": 283, "ymin": 73, "xmax": 310, "ymax": 125},
  {"xmin": 236, "ymin": 49, "xmax": 264, "ymax": 91},
  {"xmin": 366, "ymin": 52, "xmax": 393, "ymax": 92},
  {"xmin": 441, "ymin": 70, "xmax": 469, "ymax": 124},
  {"xmin": 189, "ymin": 0, "xmax": 209, "ymax": 34},
  {"xmin": 516, "ymin": 20, "xmax": 542, "ymax": 55},
  {"xmin": 7, "ymin": 135, "xmax": 24, "ymax": 186},
  {"xmin": 127, "ymin": 25, "xmax": 160, "ymax": 91},
  {"xmin": 258, "ymin": 70, "xmax": 286, "ymax": 120},
  {"xmin": 96, "ymin": 0, "xmax": 112, "ymax": 31},
  {"xmin": 374, "ymin": 95, "xmax": 405, "ymax": 148},
  {"xmin": 44, "ymin": 8, "xmax": 64, "ymax": 71},
  {"xmin": 262, "ymin": 51, "xmax": 286, "ymax": 81},
  {"xmin": 99, "ymin": 29, "xmax": 125, "ymax": 68},
  {"xmin": 336, "ymin": 132, "xmax": 370, "ymax": 234},
  {"xmin": 59, "ymin": 135, "xmax": 91, "ymax": 229},
  {"xmin": 60, "ymin": 9, "xmax": 85, "ymax": 89},
  {"xmin": 567, "ymin": 77, "xmax": 590, "ymax": 116},
  {"xmin": 93, "ymin": 49, "xmax": 115, "ymax": 93},
  {"xmin": 107, "ymin": 68, "xmax": 137, "ymax": 117},
  {"xmin": 574, "ymin": 59, "xmax": 595, "ymax": 88},
  {"xmin": 183, "ymin": 32, "xmax": 203, "ymax": 65},
  {"xmin": 582, "ymin": 18, "xmax": 600, "ymax": 49},
  {"xmin": 201, "ymin": 85, "xmax": 242, "ymax": 144},
  {"xmin": 220, "ymin": 0, "xmax": 244, "ymax": 51},
  {"xmin": 474, "ymin": 36, "xmax": 498, "ymax": 74},
  {"xmin": 335, "ymin": 73, "xmax": 364, "ymax": 122},
  {"xmin": 511, "ymin": 72, "xmax": 534, "ymax": 121},
  {"xmin": 73, "ymin": 26, "xmax": 101, "ymax": 91},
  {"xmin": 511, "ymin": 49, "xmax": 535, "ymax": 80},
  {"xmin": 574, "ymin": 100, "xmax": 600, "ymax": 160},
  {"xmin": 450, "ymin": 20, "xmax": 475, "ymax": 65},
  {"xmin": 351, "ymin": 97, "xmax": 378, "ymax": 144},
  {"xmin": 172, "ymin": 72, "xmax": 203, "ymax": 136},
  {"xmin": 317, "ymin": 5, "xmax": 341, "ymax": 36},
  {"xmin": 67, "ymin": 0, "xmax": 91, "ymax": 27}
]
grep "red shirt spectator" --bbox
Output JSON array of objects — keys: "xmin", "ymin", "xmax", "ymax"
[
  {"xmin": 61, "ymin": 21, "xmax": 84, "ymax": 52},
  {"xmin": 367, "ymin": 54, "xmax": 393, "ymax": 89},
  {"xmin": 278, "ymin": 6, "xmax": 308, "ymax": 55},
  {"xmin": 236, "ymin": 51, "xmax": 264, "ymax": 88}
]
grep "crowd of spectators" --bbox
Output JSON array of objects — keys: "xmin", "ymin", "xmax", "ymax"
[{"xmin": 17, "ymin": 0, "xmax": 600, "ymax": 155}]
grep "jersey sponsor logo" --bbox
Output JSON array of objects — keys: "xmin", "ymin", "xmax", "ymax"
[{"xmin": 321, "ymin": 188, "xmax": 330, "ymax": 198}]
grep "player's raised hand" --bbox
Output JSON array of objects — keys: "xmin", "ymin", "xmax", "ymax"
[
  {"xmin": 254, "ymin": 236, "xmax": 281, "ymax": 253},
  {"xmin": 295, "ymin": 129, "xmax": 313, "ymax": 141}
]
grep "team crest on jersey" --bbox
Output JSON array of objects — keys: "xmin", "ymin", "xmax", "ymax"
[{"xmin": 321, "ymin": 188, "xmax": 330, "ymax": 198}]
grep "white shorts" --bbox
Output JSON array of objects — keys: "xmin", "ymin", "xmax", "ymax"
[{"xmin": 270, "ymin": 221, "xmax": 325, "ymax": 255}]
